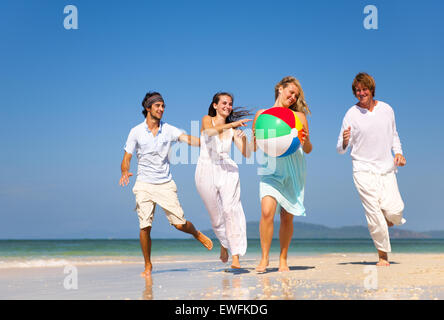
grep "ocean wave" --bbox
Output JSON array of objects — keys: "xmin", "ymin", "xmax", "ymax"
[
  {"xmin": 0, "ymin": 257, "xmax": 140, "ymax": 269},
  {"xmin": 0, "ymin": 256, "xmax": 242, "ymax": 269}
]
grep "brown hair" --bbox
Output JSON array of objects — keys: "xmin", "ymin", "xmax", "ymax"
[
  {"xmin": 208, "ymin": 92, "xmax": 252, "ymax": 124},
  {"xmin": 274, "ymin": 76, "xmax": 311, "ymax": 115},
  {"xmin": 352, "ymin": 72, "xmax": 376, "ymax": 97}
]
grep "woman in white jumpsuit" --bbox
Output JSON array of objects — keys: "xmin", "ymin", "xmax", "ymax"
[{"xmin": 195, "ymin": 92, "xmax": 252, "ymax": 268}]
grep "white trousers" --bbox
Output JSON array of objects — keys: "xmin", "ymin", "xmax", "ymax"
[
  {"xmin": 195, "ymin": 160, "xmax": 247, "ymax": 256},
  {"xmin": 353, "ymin": 171, "xmax": 405, "ymax": 253}
]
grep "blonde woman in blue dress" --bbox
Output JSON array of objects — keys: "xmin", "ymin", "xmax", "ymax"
[
  {"xmin": 195, "ymin": 92, "xmax": 252, "ymax": 269},
  {"xmin": 252, "ymin": 76, "xmax": 312, "ymax": 273}
]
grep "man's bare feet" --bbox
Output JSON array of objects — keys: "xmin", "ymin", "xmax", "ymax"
[
  {"xmin": 140, "ymin": 263, "xmax": 152, "ymax": 277},
  {"xmin": 220, "ymin": 246, "xmax": 229, "ymax": 263},
  {"xmin": 377, "ymin": 250, "xmax": 390, "ymax": 266},
  {"xmin": 231, "ymin": 255, "xmax": 241, "ymax": 269},
  {"xmin": 376, "ymin": 259, "xmax": 390, "ymax": 266},
  {"xmin": 256, "ymin": 258, "xmax": 269, "ymax": 273},
  {"xmin": 195, "ymin": 231, "xmax": 213, "ymax": 250}
]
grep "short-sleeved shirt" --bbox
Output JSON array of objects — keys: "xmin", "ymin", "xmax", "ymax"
[{"xmin": 124, "ymin": 120, "xmax": 184, "ymax": 184}]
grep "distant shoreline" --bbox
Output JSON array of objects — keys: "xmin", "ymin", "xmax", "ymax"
[
  {"xmin": 1, "ymin": 221, "xmax": 443, "ymax": 241},
  {"xmin": 1, "ymin": 221, "xmax": 444, "ymax": 241}
]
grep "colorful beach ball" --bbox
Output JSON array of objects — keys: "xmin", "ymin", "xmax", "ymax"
[{"xmin": 254, "ymin": 107, "xmax": 304, "ymax": 157}]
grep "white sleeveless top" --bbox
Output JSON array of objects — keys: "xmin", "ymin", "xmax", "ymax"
[{"xmin": 198, "ymin": 120, "xmax": 235, "ymax": 165}]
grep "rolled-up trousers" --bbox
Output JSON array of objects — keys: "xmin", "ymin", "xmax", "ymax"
[{"xmin": 353, "ymin": 171, "xmax": 405, "ymax": 253}]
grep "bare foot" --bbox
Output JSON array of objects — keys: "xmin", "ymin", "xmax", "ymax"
[
  {"xmin": 279, "ymin": 258, "xmax": 290, "ymax": 272},
  {"xmin": 256, "ymin": 258, "xmax": 269, "ymax": 273},
  {"xmin": 376, "ymin": 259, "xmax": 390, "ymax": 267},
  {"xmin": 231, "ymin": 255, "xmax": 241, "ymax": 269},
  {"xmin": 220, "ymin": 246, "xmax": 228, "ymax": 263},
  {"xmin": 195, "ymin": 231, "xmax": 213, "ymax": 250},
  {"xmin": 140, "ymin": 263, "xmax": 152, "ymax": 277},
  {"xmin": 377, "ymin": 250, "xmax": 390, "ymax": 266}
]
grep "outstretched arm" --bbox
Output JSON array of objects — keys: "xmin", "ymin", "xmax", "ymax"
[
  {"xmin": 119, "ymin": 152, "xmax": 133, "ymax": 186},
  {"xmin": 178, "ymin": 133, "xmax": 200, "ymax": 146},
  {"xmin": 233, "ymin": 129, "xmax": 252, "ymax": 158},
  {"xmin": 201, "ymin": 115, "xmax": 251, "ymax": 137}
]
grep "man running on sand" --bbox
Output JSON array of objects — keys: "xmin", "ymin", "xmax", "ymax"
[
  {"xmin": 119, "ymin": 91, "xmax": 213, "ymax": 277},
  {"xmin": 337, "ymin": 73, "xmax": 406, "ymax": 267}
]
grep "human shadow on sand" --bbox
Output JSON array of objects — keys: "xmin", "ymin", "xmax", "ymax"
[
  {"xmin": 223, "ymin": 268, "xmax": 253, "ymax": 275},
  {"xmin": 152, "ymin": 268, "xmax": 198, "ymax": 274},
  {"xmin": 257, "ymin": 266, "xmax": 316, "ymax": 274},
  {"xmin": 338, "ymin": 261, "xmax": 399, "ymax": 266}
]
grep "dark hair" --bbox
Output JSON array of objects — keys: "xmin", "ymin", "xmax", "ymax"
[
  {"xmin": 141, "ymin": 91, "xmax": 163, "ymax": 118},
  {"xmin": 208, "ymin": 92, "xmax": 252, "ymax": 124}
]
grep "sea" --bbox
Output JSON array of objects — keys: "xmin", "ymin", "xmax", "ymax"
[{"xmin": 1, "ymin": 238, "xmax": 443, "ymax": 269}]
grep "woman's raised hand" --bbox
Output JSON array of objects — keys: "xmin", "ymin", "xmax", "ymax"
[{"xmin": 231, "ymin": 118, "xmax": 252, "ymax": 129}]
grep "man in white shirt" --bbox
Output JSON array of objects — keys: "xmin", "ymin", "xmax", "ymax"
[
  {"xmin": 337, "ymin": 73, "xmax": 406, "ymax": 266},
  {"xmin": 119, "ymin": 92, "xmax": 213, "ymax": 277}
]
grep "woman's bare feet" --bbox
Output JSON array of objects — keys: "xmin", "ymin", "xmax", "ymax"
[
  {"xmin": 220, "ymin": 246, "xmax": 229, "ymax": 263},
  {"xmin": 278, "ymin": 258, "xmax": 290, "ymax": 272},
  {"xmin": 256, "ymin": 257, "xmax": 269, "ymax": 273},
  {"xmin": 140, "ymin": 263, "xmax": 152, "ymax": 277},
  {"xmin": 231, "ymin": 255, "xmax": 241, "ymax": 269}
]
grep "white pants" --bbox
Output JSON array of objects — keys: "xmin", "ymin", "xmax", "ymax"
[
  {"xmin": 195, "ymin": 159, "xmax": 247, "ymax": 256},
  {"xmin": 353, "ymin": 171, "xmax": 405, "ymax": 253}
]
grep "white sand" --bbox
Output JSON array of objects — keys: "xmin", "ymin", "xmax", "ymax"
[{"xmin": 1, "ymin": 253, "xmax": 443, "ymax": 300}]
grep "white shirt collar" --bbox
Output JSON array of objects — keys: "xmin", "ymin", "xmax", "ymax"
[{"xmin": 143, "ymin": 120, "xmax": 163, "ymax": 133}]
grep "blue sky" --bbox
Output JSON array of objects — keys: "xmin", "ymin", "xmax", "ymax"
[{"xmin": 0, "ymin": 0, "xmax": 443, "ymax": 239}]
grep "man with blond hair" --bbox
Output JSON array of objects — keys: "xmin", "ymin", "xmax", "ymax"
[
  {"xmin": 119, "ymin": 91, "xmax": 213, "ymax": 277},
  {"xmin": 337, "ymin": 73, "xmax": 406, "ymax": 266}
]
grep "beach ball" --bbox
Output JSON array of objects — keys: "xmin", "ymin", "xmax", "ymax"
[{"xmin": 254, "ymin": 107, "xmax": 304, "ymax": 157}]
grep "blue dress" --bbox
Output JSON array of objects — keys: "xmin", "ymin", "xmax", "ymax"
[{"xmin": 259, "ymin": 147, "xmax": 306, "ymax": 216}]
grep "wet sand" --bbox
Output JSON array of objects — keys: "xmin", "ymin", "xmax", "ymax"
[{"xmin": 1, "ymin": 253, "xmax": 443, "ymax": 300}]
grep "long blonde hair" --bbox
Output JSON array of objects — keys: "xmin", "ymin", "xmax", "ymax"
[{"xmin": 274, "ymin": 76, "xmax": 311, "ymax": 115}]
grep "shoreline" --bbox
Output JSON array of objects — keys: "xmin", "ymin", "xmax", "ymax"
[{"xmin": 1, "ymin": 251, "xmax": 442, "ymax": 269}]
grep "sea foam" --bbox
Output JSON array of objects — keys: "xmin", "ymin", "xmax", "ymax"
[{"xmin": 0, "ymin": 257, "xmax": 135, "ymax": 269}]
